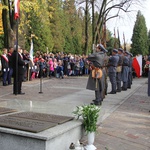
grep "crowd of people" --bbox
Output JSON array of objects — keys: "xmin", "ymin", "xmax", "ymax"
[{"xmin": 0, "ymin": 45, "xmax": 150, "ymax": 100}]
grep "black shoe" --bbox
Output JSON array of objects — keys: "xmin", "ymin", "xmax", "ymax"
[
  {"xmin": 122, "ymin": 88, "xmax": 127, "ymax": 91},
  {"xmin": 91, "ymin": 101, "xmax": 102, "ymax": 106},
  {"xmin": 108, "ymin": 91, "xmax": 116, "ymax": 94},
  {"xmin": 3, "ymin": 84, "xmax": 8, "ymax": 86},
  {"xmin": 18, "ymin": 92, "xmax": 25, "ymax": 95},
  {"xmin": 116, "ymin": 89, "xmax": 121, "ymax": 92},
  {"xmin": 127, "ymin": 86, "xmax": 131, "ymax": 89}
]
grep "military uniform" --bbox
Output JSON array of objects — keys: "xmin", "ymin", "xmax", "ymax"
[
  {"xmin": 116, "ymin": 48, "xmax": 123, "ymax": 92},
  {"xmin": 86, "ymin": 44, "xmax": 106, "ymax": 105},
  {"xmin": 128, "ymin": 53, "xmax": 133, "ymax": 89},
  {"xmin": 121, "ymin": 51, "xmax": 129, "ymax": 91},
  {"xmin": 107, "ymin": 49, "xmax": 119, "ymax": 94}
]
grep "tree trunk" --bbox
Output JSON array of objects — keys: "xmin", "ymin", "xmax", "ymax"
[
  {"xmin": 91, "ymin": 0, "xmax": 95, "ymax": 46},
  {"xmin": 84, "ymin": 0, "xmax": 88, "ymax": 55},
  {"xmin": 2, "ymin": 0, "xmax": 15, "ymax": 48}
]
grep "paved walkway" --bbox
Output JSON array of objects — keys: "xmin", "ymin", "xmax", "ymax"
[{"xmin": 0, "ymin": 76, "xmax": 150, "ymax": 150}]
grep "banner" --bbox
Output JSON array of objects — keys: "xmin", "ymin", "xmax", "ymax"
[
  {"xmin": 14, "ymin": 0, "xmax": 20, "ymax": 20},
  {"xmin": 29, "ymin": 39, "xmax": 33, "ymax": 63}
]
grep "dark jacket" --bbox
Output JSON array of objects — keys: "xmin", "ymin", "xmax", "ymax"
[{"xmin": 11, "ymin": 51, "xmax": 25, "ymax": 76}]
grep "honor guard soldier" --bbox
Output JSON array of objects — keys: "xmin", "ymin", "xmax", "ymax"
[
  {"xmin": 116, "ymin": 48, "xmax": 124, "ymax": 92},
  {"xmin": 86, "ymin": 44, "xmax": 107, "ymax": 105},
  {"xmin": 122, "ymin": 51, "xmax": 130, "ymax": 91},
  {"xmin": 107, "ymin": 49, "xmax": 119, "ymax": 94},
  {"xmin": 128, "ymin": 53, "xmax": 133, "ymax": 89}
]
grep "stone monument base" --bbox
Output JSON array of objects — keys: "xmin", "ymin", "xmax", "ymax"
[{"xmin": 0, "ymin": 120, "xmax": 83, "ymax": 150}]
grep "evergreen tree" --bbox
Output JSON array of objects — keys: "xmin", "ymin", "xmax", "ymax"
[
  {"xmin": 131, "ymin": 11, "xmax": 148, "ymax": 56},
  {"xmin": 148, "ymin": 30, "xmax": 150, "ymax": 54}
]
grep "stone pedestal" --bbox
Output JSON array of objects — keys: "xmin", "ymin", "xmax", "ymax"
[{"xmin": 0, "ymin": 120, "xmax": 83, "ymax": 150}]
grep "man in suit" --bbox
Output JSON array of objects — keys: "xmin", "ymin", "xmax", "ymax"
[
  {"xmin": 107, "ymin": 49, "xmax": 119, "ymax": 94},
  {"xmin": 12, "ymin": 45, "xmax": 26, "ymax": 95},
  {"xmin": 86, "ymin": 44, "xmax": 106, "ymax": 105},
  {"xmin": 1, "ymin": 48, "xmax": 9, "ymax": 86}
]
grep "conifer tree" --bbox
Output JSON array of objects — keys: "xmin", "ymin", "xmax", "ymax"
[{"xmin": 131, "ymin": 10, "xmax": 148, "ymax": 56}]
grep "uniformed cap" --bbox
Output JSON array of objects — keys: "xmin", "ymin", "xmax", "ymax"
[
  {"xmin": 129, "ymin": 53, "xmax": 133, "ymax": 57},
  {"xmin": 97, "ymin": 44, "xmax": 108, "ymax": 53},
  {"xmin": 113, "ymin": 49, "xmax": 118, "ymax": 53},
  {"xmin": 124, "ymin": 51, "xmax": 130, "ymax": 55},
  {"xmin": 118, "ymin": 48, "xmax": 124, "ymax": 52}
]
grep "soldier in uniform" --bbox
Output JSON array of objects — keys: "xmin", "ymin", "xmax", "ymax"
[
  {"xmin": 116, "ymin": 48, "xmax": 124, "ymax": 92},
  {"xmin": 121, "ymin": 51, "xmax": 129, "ymax": 91},
  {"xmin": 107, "ymin": 49, "xmax": 119, "ymax": 94},
  {"xmin": 86, "ymin": 44, "xmax": 107, "ymax": 105},
  {"xmin": 128, "ymin": 53, "xmax": 133, "ymax": 89}
]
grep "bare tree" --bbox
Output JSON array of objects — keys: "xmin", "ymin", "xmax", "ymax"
[{"xmin": 76, "ymin": 0, "xmax": 144, "ymax": 52}]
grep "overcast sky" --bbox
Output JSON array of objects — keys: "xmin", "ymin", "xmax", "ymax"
[{"xmin": 107, "ymin": 0, "xmax": 150, "ymax": 44}]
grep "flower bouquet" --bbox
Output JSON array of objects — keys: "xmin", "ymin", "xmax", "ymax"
[{"xmin": 73, "ymin": 104, "xmax": 100, "ymax": 133}]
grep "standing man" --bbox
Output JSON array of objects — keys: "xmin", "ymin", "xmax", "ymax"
[
  {"xmin": 128, "ymin": 53, "xmax": 133, "ymax": 89},
  {"xmin": 12, "ymin": 46, "xmax": 26, "ymax": 95},
  {"xmin": 116, "ymin": 48, "xmax": 124, "ymax": 92},
  {"xmin": 7, "ymin": 47, "xmax": 14, "ymax": 85},
  {"xmin": 86, "ymin": 44, "xmax": 106, "ymax": 106},
  {"xmin": 122, "ymin": 51, "xmax": 129, "ymax": 91},
  {"xmin": 107, "ymin": 49, "xmax": 119, "ymax": 94},
  {"xmin": 1, "ymin": 48, "xmax": 9, "ymax": 86}
]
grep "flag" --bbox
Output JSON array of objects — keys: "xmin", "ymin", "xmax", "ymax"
[
  {"xmin": 132, "ymin": 55, "xmax": 142, "ymax": 78},
  {"xmin": 29, "ymin": 39, "xmax": 33, "ymax": 63},
  {"xmin": 14, "ymin": 0, "xmax": 20, "ymax": 20}
]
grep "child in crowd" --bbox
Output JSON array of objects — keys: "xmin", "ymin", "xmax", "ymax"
[{"xmin": 56, "ymin": 60, "xmax": 64, "ymax": 79}]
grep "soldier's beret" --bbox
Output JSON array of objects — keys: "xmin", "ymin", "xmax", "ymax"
[
  {"xmin": 118, "ymin": 48, "xmax": 124, "ymax": 52},
  {"xmin": 97, "ymin": 44, "xmax": 108, "ymax": 53},
  {"xmin": 113, "ymin": 49, "xmax": 118, "ymax": 53}
]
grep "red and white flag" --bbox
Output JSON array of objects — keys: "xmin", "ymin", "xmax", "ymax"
[
  {"xmin": 132, "ymin": 55, "xmax": 142, "ymax": 78},
  {"xmin": 14, "ymin": 0, "xmax": 20, "ymax": 20}
]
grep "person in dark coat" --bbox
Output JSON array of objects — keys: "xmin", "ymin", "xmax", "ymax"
[
  {"xmin": 7, "ymin": 47, "xmax": 14, "ymax": 85},
  {"xmin": 86, "ymin": 44, "xmax": 106, "ymax": 105},
  {"xmin": 1, "ymin": 48, "xmax": 9, "ymax": 86},
  {"xmin": 12, "ymin": 46, "xmax": 26, "ymax": 95},
  {"xmin": 107, "ymin": 49, "xmax": 119, "ymax": 94},
  {"xmin": 147, "ymin": 55, "xmax": 150, "ymax": 97}
]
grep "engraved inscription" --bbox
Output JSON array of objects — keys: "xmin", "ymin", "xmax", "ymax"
[
  {"xmin": 10, "ymin": 112, "xmax": 74, "ymax": 124},
  {"xmin": 0, "ymin": 116, "xmax": 57, "ymax": 133},
  {"xmin": 0, "ymin": 107, "xmax": 17, "ymax": 115}
]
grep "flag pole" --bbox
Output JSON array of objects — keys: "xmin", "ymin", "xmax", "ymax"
[
  {"xmin": 114, "ymin": 28, "xmax": 117, "ymax": 48},
  {"xmin": 15, "ymin": 18, "xmax": 19, "ymax": 95},
  {"xmin": 123, "ymin": 32, "xmax": 126, "ymax": 51},
  {"xmin": 14, "ymin": 0, "xmax": 20, "ymax": 94}
]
